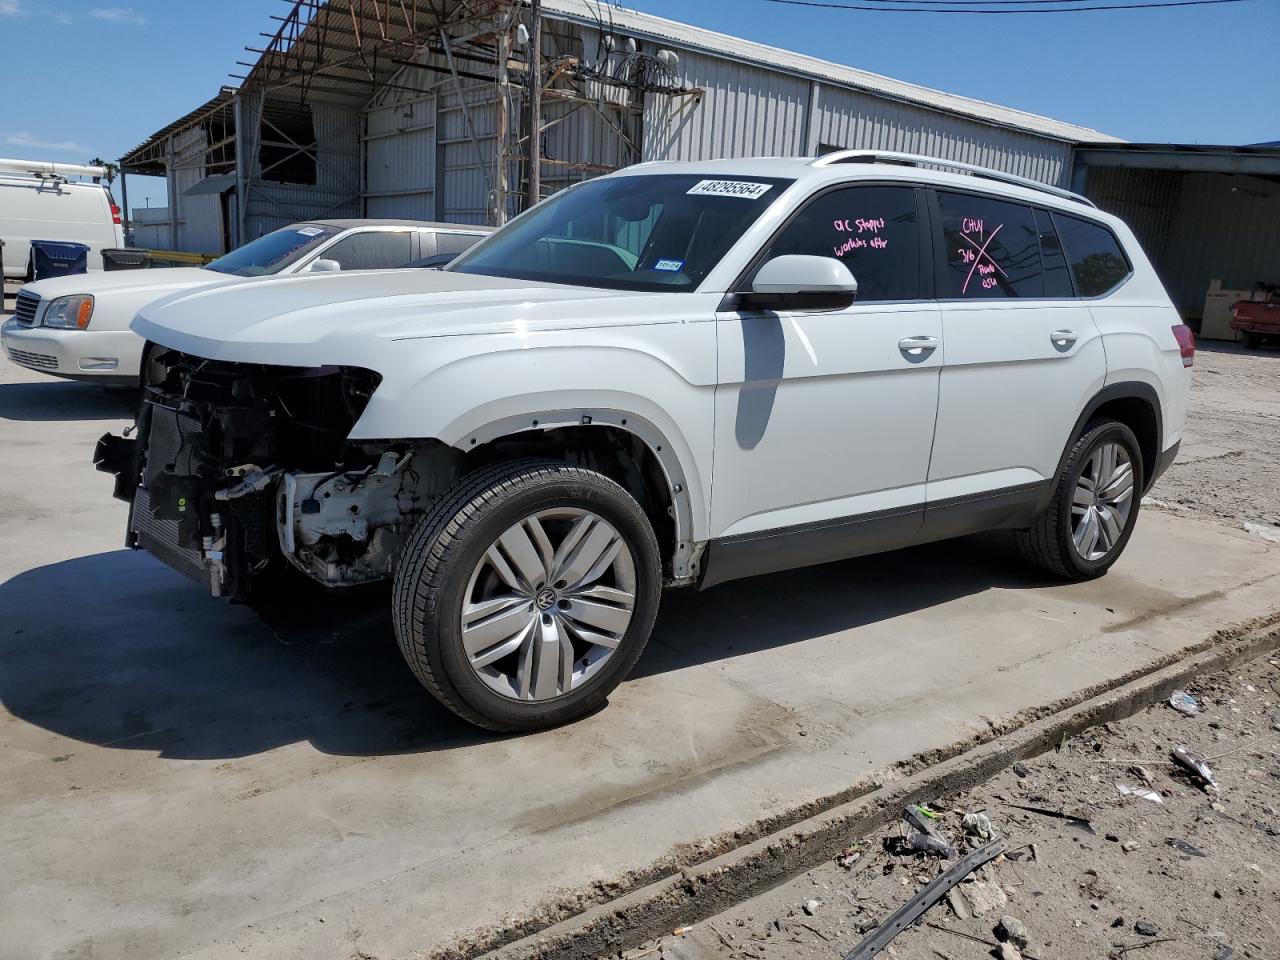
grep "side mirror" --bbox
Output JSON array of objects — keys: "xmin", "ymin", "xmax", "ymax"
[
  {"xmin": 736, "ymin": 255, "xmax": 857, "ymax": 311},
  {"xmin": 306, "ymin": 258, "xmax": 342, "ymax": 274}
]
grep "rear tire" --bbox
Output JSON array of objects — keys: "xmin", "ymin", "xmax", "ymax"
[
  {"xmin": 1017, "ymin": 419, "xmax": 1143, "ymax": 581},
  {"xmin": 1243, "ymin": 332, "xmax": 1262, "ymax": 349},
  {"xmin": 392, "ymin": 459, "xmax": 662, "ymax": 732}
]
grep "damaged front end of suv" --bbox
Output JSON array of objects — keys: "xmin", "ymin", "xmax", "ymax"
[{"xmin": 95, "ymin": 346, "xmax": 462, "ymax": 601}]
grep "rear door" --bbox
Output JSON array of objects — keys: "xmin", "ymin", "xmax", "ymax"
[
  {"xmin": 925, "ymin": 190, "xmax": 1106, "ymax": 519},
  {"xmin": 709, "ymin": 183, "xmax": 943, "ymax": 575}
]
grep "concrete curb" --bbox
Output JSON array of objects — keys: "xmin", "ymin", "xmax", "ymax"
[{"xmin": 471, "ymin": 614, "xmax": 1280, "ymax": 960}]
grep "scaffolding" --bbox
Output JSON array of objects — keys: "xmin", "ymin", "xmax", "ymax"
[
  {"xmin": 236, "ymin": 0, "xmax": 696, "ymax": 221},
  {"xmin": 119, "ymin": 0, "xmax": 699, "ymax": 250}
]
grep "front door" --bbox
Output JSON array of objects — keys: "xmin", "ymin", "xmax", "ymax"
[{"xmin": 707, "ymin": 183, "xmax": 942, "ymax": 584}]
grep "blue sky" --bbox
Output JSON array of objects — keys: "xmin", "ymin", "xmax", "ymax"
[{"xmin": 1, "ymin": 0, "xmax": 1276, "ymax": 212}]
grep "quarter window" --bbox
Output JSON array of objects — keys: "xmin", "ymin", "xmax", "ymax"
[
  {"xmin": 320, "ymin": 231, "xmax": 414, "ymax": 271},
  {"xmin": 756, "ymin": 185, "xmax": 921, "ymax": 302},
  {"xmin": 1052, "ymin": 213, "xmax": 1131, "ymax": 297},
  {"xmin": 937, "ymin": 192, "xmax": 1042, "ymax": 299}
]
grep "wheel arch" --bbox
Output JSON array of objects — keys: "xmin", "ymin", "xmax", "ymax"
[
  {"xmin": 456, "ymin": 408, "xmax": 705, "ymax": 583},
  {"xmin": 1054, "ymin": 382, "xmax": 1163, "ymax": 498}
]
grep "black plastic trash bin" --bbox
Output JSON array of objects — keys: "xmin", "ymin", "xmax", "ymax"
[
  {"xmin": 30, "ymin": 240, "xmax": 90, "ymax": 281},
  {"xmin": 102, "ymin": 247, "xmax": 153, "ymax": 271}
]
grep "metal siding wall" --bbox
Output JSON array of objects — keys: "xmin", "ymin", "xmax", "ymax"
[
  {"xmin": 437, "ymin": 80, "xmax": 499, "ymax": 224},
  {"xmin": 639, "ymin": 48, "xmax": 1071, "ymax": 186},
  {"xmin": 812, "ymin": 86, "xmax": 1073, "ymax": 186},
  {"xmin": 1155, "ymin": 172, "xmax": 1280, "ymax": 317},
  {"xmin": 245, "ymin": 99, "xmax": 362, "ymax": 239},
  {"xmin": 365, "ymin": 89, "xmax": 438, "ymax": 220},
  {"xmin": 171, "ymin": 127, "xmax": 223, "ymax": 254},
  {"xmin": 643, "ymin": 49, "xmax": 810, "ymax": 162}
]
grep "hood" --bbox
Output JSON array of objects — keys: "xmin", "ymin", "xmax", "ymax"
[
  {"xmin": 24, "ymin": 267, "xmax": 223, "ymax": 300},
  {"xmin": 132, "ymin": 268, "xmax": 646, "ymax": 367}
]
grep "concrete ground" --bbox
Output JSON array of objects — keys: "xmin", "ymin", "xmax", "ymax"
[{"xmin": 2, "ymin": 341, "xmax": 1279, "ymax": 960}]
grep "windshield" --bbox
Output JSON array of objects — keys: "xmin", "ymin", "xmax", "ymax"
[
  {"xmin": 451, "ymin": 174, "xmax": 794, "ymax": 292},
  {"xmin": 205, "ymin": 224, "xmax": 341, "ymax": 276}
]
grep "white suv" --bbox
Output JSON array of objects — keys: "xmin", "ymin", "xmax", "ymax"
[{"xmin": 95, "ymin": 152, "xmax": 1193, "ymax": 732}]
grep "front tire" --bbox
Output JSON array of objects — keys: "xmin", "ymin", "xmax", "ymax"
[
  {"xmin": 392, "ymin": 459, "xmax": 662, "ymax": 732},
  {"xmin": 1018, "ymin": 419, "xmax": 1143, "ymax": 581}
]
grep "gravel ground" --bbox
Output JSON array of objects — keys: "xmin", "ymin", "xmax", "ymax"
[
  {"xmin": 613, "ymin": 339, "xmax": 1280, "ymax": 960},
  {"xmin": 627, "ymin": 653, "xmax": 1280, "ymax": 960},
  {"xmin": 1149, "ymin": 343, "xmax": 1280, "ymax": 538}
]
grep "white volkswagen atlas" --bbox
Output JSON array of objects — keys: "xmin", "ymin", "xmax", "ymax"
[
  {"xmin": 95, "ymin": 153, "xmax": 1193, "ymax": 731},
  {"xmin": 3, "ymin": 219, "xmax": 489, "ymax": 383}
]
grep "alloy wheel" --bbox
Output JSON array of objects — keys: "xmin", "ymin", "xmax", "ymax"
[
  {"xmin": 1070, "ymin": 441, "xmax": 1135, "ymax": 561},
  {"xmin": 460, "ymin": 507, "xmax": 637, "ymax": 701}
]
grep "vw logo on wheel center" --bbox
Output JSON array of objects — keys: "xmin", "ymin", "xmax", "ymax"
[{"xmin": 535, "ymin": 588, "xmax": 558, "ymax": 611}]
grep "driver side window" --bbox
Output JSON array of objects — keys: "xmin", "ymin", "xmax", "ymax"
[
  {"xmin": 319, "ymin": 230, "xmax": 414, "ymax": 271},
  {"xmin": 757, "ymin": 185, "xmax": 922, "ymax": 302}
]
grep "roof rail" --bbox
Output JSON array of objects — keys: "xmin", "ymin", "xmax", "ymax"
[{"xmin": 809, "ymin": 150, "xmax": 1096, "ymax": 208}]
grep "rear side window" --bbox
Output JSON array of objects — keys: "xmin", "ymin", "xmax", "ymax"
[
  {"xmin": 434, "ymin": 232, "xmax": 484, "ymax": 256},
  {"xmin": 321, "ymin": 231, "xmax": 414, "ymax": 271},
  {"xmin": 937, "ymin": 191, "xmax": 1042, "ymax": 298},
  {"xmin": 757, "ymin": 185, "xmax": 921, "ymax": 302},
  {"xmin": 1052, "ymin": 213, "xmax": 1131, "ymax": 297}
]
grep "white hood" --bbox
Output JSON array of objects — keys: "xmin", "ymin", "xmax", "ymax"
[
  {"xmin": 24, "ymin": 267, "xmax": 224, "ymax": 300},
  {"xmin": 132, "ymin": 268, "xmax": 645, "ymax": 367}
]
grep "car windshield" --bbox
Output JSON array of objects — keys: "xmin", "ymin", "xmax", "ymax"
[
  {"xmin": 451, "ymin": 174, "xmax": 794, "ymax": 292},
  {"xmin": 204, "ymin": 224, "xmax": 342, "ymax": 277}
]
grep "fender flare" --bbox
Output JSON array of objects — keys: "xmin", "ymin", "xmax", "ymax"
[
  {"xmin": 458, "ymin": 407, "xmax": 705, "ymax": 582},
  {"xmin": 1039, "ymin": 381, "xmax": 1163, "ymax": 512}
]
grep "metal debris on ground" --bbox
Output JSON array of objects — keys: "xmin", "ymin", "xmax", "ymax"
[
  {"xmin": 1116, "ymin": 783, "xmax": 1164, "ymax": 804},
  {"xmin": 1165, "ymin": 837, "xmax": 1208, "ymax": 858},
  {"xmin": 1001, "ymin": 802, "xmax": 1095, "ymax": 832},
  {"xmin": 886, "ymin": 830, "xmax": 955, "ymax": 859},
  {"xmin": 1171, "ymin": 745, "xmax": 1218, "ymax": 791},
  {"xmin": 843, "ymin": 838, "xmax": 1005, "ymax": 960},
  {"xmin": 1169, "ymin": 689, "xmax": 1200, "ymax": 716}
]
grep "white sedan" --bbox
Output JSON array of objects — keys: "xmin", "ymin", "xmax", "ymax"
[{"xmin": 1, "ymin": 218, "xmax": 488, "ymax": 384}]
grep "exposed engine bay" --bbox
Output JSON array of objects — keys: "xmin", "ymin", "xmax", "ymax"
[{"xmin": 95, "ymin": 346, "xmax": 461, "ymax": 601}]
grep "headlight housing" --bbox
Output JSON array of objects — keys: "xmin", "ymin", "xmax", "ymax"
[{"xmin": 43, "ymin": 294, "xmax": 95, "ymax": 330}]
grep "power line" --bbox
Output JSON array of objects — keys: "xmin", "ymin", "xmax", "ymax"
[{"xmin": 760, "ymin": 0, "xmax": 1247, "ymax": 12}]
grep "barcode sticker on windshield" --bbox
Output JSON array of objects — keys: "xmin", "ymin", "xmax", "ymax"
[
  {"xmin": 297, "ymin": 226, "xmax": 325, "ymax": 236},
  {"xmin": 687, "ymin": 179, "xmax": 773, "ymax": 200}
]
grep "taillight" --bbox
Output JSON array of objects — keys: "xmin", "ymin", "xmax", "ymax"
[
  {"xmin": 1172, "ymin": 324, "xmax": 1195, "ymax": 368},
  {"xmin": 110, "ymin": 201, "xmax": 122, "ymax": 226}
]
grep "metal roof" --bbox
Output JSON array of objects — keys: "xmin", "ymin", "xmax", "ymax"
[
  {"xmin": 120, "ymin": 88, "xmax": 236, "ymax": 174},
  {"xmin": 1073, "ymin": 141, "xmax": 1280, "ymax": 177},
  {"xmin": 543, "ymin": 0, "xmax": 1121, "ymax": 145}
]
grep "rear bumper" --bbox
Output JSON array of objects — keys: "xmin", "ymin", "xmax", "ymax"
[{"xmin": 1, "ymin": 318, "xmax": 143, "ymax": 381}]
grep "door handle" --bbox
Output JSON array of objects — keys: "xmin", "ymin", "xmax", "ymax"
[
  {"xmin": 898, "ymin": 335, "xmax": 940, "ymax": 357},
  {"xmin": 1050, "ymin": 329, "xmax": 1079, "ymax": 348}
]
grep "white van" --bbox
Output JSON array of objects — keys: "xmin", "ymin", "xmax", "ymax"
[{"xmin": 0, "ymin": 159, "xmax": 124, "ymax": 280}]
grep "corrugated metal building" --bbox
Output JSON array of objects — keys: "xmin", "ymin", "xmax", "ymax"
[
  {"xmin": 117, "ymin": 1, "xmax": 1279, "ymax": 328},
  {"xmin": 119, "ymin": 0, "xmax": 1111, "ymax": 247}
]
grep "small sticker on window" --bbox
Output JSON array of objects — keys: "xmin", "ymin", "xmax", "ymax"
[
  {"xmin": 686, "ymin": 179, "xmax": 773, "ymax": 200},
  {"xmin": 654, "ymin": 258, "xmax": 685, "ymax": 272},
  {"xmin": 296, "ymin": 226, "xmax": 325, "ymax": 236}
]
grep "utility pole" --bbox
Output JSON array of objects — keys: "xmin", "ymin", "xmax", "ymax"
[{"xmin": 526, "ymin": 0, "xmax": 542, "ymax": 210}]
